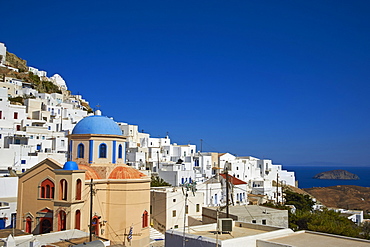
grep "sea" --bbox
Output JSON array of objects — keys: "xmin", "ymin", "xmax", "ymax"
[{"xmin": 283, "ymin": 165, "xmax": 370, "ymax": 189}]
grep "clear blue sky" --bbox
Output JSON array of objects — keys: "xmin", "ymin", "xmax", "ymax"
[{"xmin": 2, "ymin": 1, "xmax": 370, "ymax": 166}]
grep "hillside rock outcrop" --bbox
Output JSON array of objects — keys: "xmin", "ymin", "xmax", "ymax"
[
  {"xmin": 303, "ymin": 185, "xmax": 370, "ymax": 211},
  {"xmin": 6, "ymin": 51, "xmax": 28, "ymax": 71}
]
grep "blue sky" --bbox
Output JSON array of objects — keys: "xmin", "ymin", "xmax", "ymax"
[{"xmin": 2, "ymin": 1, "xmax": 370, "ymax": 166}]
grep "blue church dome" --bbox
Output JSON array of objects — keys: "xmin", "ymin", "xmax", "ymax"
[
  {"xmin": 63, "ymin": 161, "xmax": 79, "ymax": 170},
  {"xmin": 72, "ymin": 115, "xmax": 122, "ymax": 135}
]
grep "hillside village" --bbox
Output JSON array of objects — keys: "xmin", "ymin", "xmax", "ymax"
[{"xmin": 1, "ymin": 42, "xmax": 370, "ymax": 247}]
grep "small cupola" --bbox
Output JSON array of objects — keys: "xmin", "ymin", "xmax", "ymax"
[{"xmin": 63, "ymin": 161, "xmax": 79, "ymax": 170}]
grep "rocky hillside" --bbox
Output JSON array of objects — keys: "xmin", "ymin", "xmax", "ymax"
[
  {"xmin": 303, "ymin": 185, "xmax": 370, "ymax": 211},
  {"xmin": 5, "ymin": 51, "xmax": 28, "ymax": 71},
  {"xmin": 313, "ymin": 169, "xmax": 359, "ymax": 180}
]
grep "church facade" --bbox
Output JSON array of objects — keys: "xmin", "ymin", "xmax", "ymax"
[{"xmin": 17, "ymin": 114, "xmax": 151, "ymax": 246}]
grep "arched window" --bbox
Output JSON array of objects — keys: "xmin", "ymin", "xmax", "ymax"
[
  {"xmin": 60, "ymin": 179, "xmax": 68, "ymax": 200},
  {"xmin": 40, "ymin": 179, "xmax": 55, "ymax": 199},
  {"xmin": 76, "ymin": 179, "xmax": 82, "ymax": 200},
  {"xmin": 75, "ymin": 210, "xmax": 81, "ymax": 230},
  {"xmin": 142, "ymin": 210, "xmax": 149, "ymax": 228},
  {"xmin": 99, "ymin": 143, "xmax": 107, "ymax": 158},
  {"xmin": 118, "ymin": 144, "xmax": 123, "ymax": 159},
  {"xmin": 41, "ymin": 187, "xmax": 45, "ymax": 198},
  {"xmin": 58, "ymin": 210, "xmax": 66, "ymax": 231},
  {"xmin": 77, "ymin": 143, "xmax": 84, "ymax": 158},
  {"xmin": 25, "ymin": 216, "xmax": 32, "ymax": 233},
  {"xmin": 92, "ymin": 216, "xmax": 99, "ymax": 236}
]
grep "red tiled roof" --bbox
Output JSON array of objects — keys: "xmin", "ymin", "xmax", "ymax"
[
  {"xmin": 78, "ymin": 164, "xmax": 101, "ymax": 180},
  {"xmin": 220, "ymin": 174, "xmax": 247, "ymax": 185},
  {"xmin": 108, "ymin": 165, "xmax": 146, "ymax": 179}
]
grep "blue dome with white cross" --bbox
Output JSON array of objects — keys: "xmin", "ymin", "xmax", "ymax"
[{"xmin": 72, "ymin": 115, "xmax": 122, "ymax": 135}]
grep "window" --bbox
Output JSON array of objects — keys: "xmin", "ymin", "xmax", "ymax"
[
  {"xmin": 40, "ymin": 179, "xmax": 55, "ymax": 199},
  {"xmin": 118, "ymin": 144, "xmax": 123, "ymax": 159},
  {"xmin": 21, "ymin": 160, "xmax": 26, "ymax": 164},
  {"xmin": 172, "ymin": 210, "xmax": 176, "ymax": 217},
  {"xmin": 252, "ymin": 220, "xmax": 256, "ymax": 224},
  {"xmin": 16, "ymin": 125, "xmax": 21, "ymax": 131},
  {"xmin": 75, "ymin": 210, "xmax": 81, "ymax": 230},
  {"xmin": 14, "ymin": 112, "xmax": 18, "ymax": 119},
  {"xmin": 58, "ymin": 211, "xmax": 66, "ymax": 231},
  {"xmin": 99, "ymin": 143, "xmax": 107, "ymax": 158},
  {"xmin": 262, "ymin": 219, "xmax": 266, "ymax": 225},
  {"xmin": 77, "ymin": 143, "xmax": 84, "ymax": 158},
  {"xmin": 196, "ymin": 204, "xmax": 200, "ymax": 212},
  {"xmin": 142, "ymin": 211, "xmax": 149, "ymax": 228},
  {"xmin": 0, "ymin": 111, "xmax": 2, "ymax": 119},
  {"xmin": 173, "ymin": 199, "xmax": 176, "ymax": 202},
  {"xmin": 76, "ymin": 179, "xmax": 82, "ymax": 200},
  {"xmin": 60, "ymin": 179, "xmax": 68, "ymax": 200}
]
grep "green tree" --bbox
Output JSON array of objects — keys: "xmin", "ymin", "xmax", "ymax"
[
  {"xmin": 151, "ymin": 175, "xmax": 171, "ymax": 187},
  {"xmin": 8, "ymin": 96, "xmax": 24, "ymax": 105},
  {"xmin": 307, "ymin": 209, "xmax": 360, "ymax": 237},
  {"xmin": 265, "ymin": 190, "xmax": 361, "ymax": 238},
  {"xmin": 361, "ymin": 221, "xmax": 370, "ymax": 239},
  {"xmin": 284, "ymin": 190, "xmax": 315, "ymax": 211}
]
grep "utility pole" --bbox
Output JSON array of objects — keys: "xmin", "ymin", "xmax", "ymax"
[
  {"xmin": 183, "ymin": 190, "xmax": 188, "ymax": 247},
  {"xmin": 225, "ymin": 166, "xmax": 229, "ymax": 218},
  {"xmin": 89, "ymin": 179, "xmax": 94, "ymax": 242},
  {"xmin": 181, "ymin": 182, "xmax": 197, "ymax": 247},
  {"xmin": 276, "ymin": 173, "xmax": 279, "ymax": 205}
]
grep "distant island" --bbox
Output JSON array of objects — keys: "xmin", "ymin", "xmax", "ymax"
[{"xmin": 313, "ymin": 169, "xmax": 360, "ymax": 180}]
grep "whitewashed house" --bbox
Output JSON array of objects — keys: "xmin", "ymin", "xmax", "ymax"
[{"xmin": 151, "ymin": 187, "xmax": 204, "ymax": 233}]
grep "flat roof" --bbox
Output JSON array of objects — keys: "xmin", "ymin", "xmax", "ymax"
[
  {"xmin": 268, "ymin": 231, "xmax": 370, "ymax": 247},
  {"xmin": 50, "ymin": 236, "xmax": 105, "ymax": 247},
  {"xmin": 186, "ymin": 225, "xmax": 269, "ymax": 240},
  {"xmin": 207, "ymin": 205, "xmax": 286, "ymax": 215}
]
